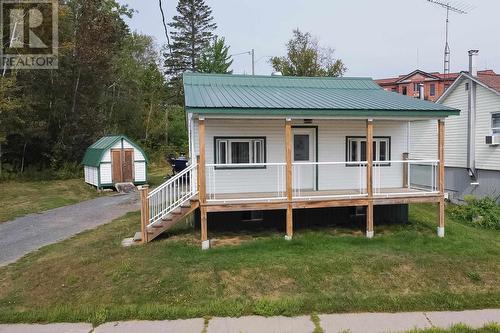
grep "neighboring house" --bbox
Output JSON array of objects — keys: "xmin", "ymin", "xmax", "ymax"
[
  {"xmin": 376, "ymin": 69, "xmax": 459, "ymax": 101},
  {"xmin": 135, "ymin": 73, "xmax": 459, "ymax": 248},
  {"xmin": 83, "ymin": 135, "xmax": 148, "ymax": 189},
  {"xmin": 410, "ymin": 52, "xmax": 500, "ymax": 202}
]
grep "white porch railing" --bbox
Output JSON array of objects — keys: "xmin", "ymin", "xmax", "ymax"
[
  {"xmin": 147, "ymin": 163, "xmax": 198, "ymax": 227},
  {"xmin": 205, "ymin": 162, "xmax": 286, "ymax": 202},
  {"xmin": 292, "ymin": 161, "xmax": 368, "ymax": 199},
  {"xmin": 373, "ymin": 159, "xmax": 439, "ymax": 197}
]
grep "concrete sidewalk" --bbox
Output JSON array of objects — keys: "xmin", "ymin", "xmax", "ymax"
[{"xmin": 0, "ymin": 309, "xmax": 498, "ymax": 333}]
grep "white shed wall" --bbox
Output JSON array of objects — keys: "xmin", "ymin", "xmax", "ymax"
[
  {"xmin": 100, "ymin": 163, "xmax": 112, "ymax": 184},
  {"xmin": 192, "ymin": 118, "xmax": 407, "ymax": 194},
  {"xmin": 84, "ymin": 165, "xmax": 98, "ymax": 186}
]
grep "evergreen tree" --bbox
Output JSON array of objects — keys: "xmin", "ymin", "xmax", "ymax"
[
  {"xmin": 165, "ymin": 0, "xmax": 217, "ymax": 78},
  {"xmin": 198, "ymin": 37, "xmax": 233, "ymax": 74}
]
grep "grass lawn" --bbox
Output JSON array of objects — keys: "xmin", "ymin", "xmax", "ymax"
[
  {"xmin": 0, "ymin": 204, "xmax": 498, "ymax": 325},
  {"xmin": 0, "ymin": 179, "xmax": 103, "ymax": 223},
  {"xmin": 409, "ymin": 324, "xmax": 500, "ymax": 333}
]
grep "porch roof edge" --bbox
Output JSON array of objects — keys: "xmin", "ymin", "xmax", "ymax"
[{"xmin": 186, "ymin": 107, "xmax": 460, "ymax": 118}]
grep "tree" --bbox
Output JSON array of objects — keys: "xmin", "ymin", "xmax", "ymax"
[
  {"xmin": 270, "ymin": 29, "xmax": 347, "ymax": 77},
  {"xmin": 198, "ymin": 37, "xmax": 233, "ymax": 74},
  {"xmin": 164, "ymin": 0, "xmax": 217, "ymax": 104}
]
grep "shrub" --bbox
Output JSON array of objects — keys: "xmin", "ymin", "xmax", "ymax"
[{"xmin": 449, "ymin": 195, "xmax": 500, "ymax": 230}]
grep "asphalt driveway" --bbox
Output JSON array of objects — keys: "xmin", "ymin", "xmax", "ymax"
[{"xmin": 0, "ymin": 192, "xmax": 140, "ymax": 266}]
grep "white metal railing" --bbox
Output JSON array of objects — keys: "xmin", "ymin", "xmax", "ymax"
[
  {"xmin": 373, "ymin": 159, "xmax": 439, "ymax": 197},
  {"xmin": 205, "ymin": 162, "xmax": 286, "ymax": 202},
  {"xmin": 147, "ymin": 163, "xmax": 198, "ymax": 227},
  {"xmin": 293, "ymin": 161, "xmax": 368, "ymax": 199}
]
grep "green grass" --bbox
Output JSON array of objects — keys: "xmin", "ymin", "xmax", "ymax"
[
  {"xmin": 0, "ymin": 179, "xmax": 103, "ymax": 222},
  {"xmin": 0, "ymin": 204, "xmax": 498, "ymax": 325},
  {"xmin": 407, "ymin": 324, "xmax": 500, "ymax": 333}
]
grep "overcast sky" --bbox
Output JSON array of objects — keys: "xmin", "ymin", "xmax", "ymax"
[{"xmin": 118, "ymin": 0, "xmax": 499, "ymax": 79}]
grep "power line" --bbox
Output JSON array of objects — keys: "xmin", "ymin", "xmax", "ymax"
[{"xmin": 158, "ymin": 0, "xmax": 172, "ymax": 54}]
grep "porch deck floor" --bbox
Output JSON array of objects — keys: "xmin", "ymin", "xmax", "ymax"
[{"xmin": 205, "ymin": 187, "xmax": 436, "ymax": 204}]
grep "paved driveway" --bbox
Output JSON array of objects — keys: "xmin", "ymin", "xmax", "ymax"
[{"xmin": 0, "ymin": 192, "xmax": 140, "ymax": 266}]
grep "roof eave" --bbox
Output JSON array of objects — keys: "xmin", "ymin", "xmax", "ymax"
[{"xmin": 186, "ymin": 107, "xmax": 459, "ymax": 118}]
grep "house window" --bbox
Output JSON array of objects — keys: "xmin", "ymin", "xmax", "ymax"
[
  {"xmin": 402, "ymin": 86, "xmax": 407, "ymax": 95},
  {"xmin": 430, "ymin": 84, "xmax": 436, "ymax": 96},
  {"xmin": 492, "ymin": 113, "xmax": 500, "ymax": 134},
  {"xmin": 215, "ymin": 137, "xmax": 266, "ymax": 167},
  {"xmin": 346, "ymin": 137, "xmax": 391, "ymax": 165}
]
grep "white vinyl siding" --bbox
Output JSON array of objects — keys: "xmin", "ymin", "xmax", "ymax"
[
  {"xmin": 474, "ymin": 86, "xmax": 500, "ymax": 171},
  {"xmin": 410, "ymin": 79, "xmax": 500, "ymax": 171},
  {"xmin": 192, "ymin": 118, "xmax": 407, "ymax": 194},
  {"xmin": 100, "ymin": 163, "xmax": 112, "ymax": 184},
  {"xmin": 84, "ymin": 165, "xmax": 98, "ymax": 186},
  {"xmin": 134, "ymin": 161, "xmax": 146, "ymax": 182},
  {"xmin": 410, "ymin": 79, "xmax": 469, "ymax": 167}
]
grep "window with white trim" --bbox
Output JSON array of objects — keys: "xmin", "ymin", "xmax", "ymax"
[
  {"xmin": 346, "ymin": 137, "xmax": 391, "ymax": 163},
  {"xmin": 492, "ymin": 113, "xmax": 500, "ymax": 134},
  {"xmin": 215, "ymin": 137, "xmax": 265, "ymax": 166}
]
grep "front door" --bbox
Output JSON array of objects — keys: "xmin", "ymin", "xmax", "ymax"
[{"xmin": 292, "ymin": 127, "xmax": 316, "ymax": 191}]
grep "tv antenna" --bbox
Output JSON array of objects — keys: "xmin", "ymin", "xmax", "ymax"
[{"xmin": 426, "ymin": 1, "xmax": 474, "ymax": 77}]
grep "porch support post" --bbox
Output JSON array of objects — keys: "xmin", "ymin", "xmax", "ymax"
[
  {"xmin": 402, "ymin": 152, "xmax": 409, "ymax": 188},
  {"xmin": 437, "ymin": 119, "xmax": 445, "ymax": 238},
  {"xmin": 198, "ymin": 116, "xmax": 209, "ymax": 249},
  {"xmin": 140, "ymin": 186, "xmax": 149, "ymax": 244},
  {"xmin": 285, "ymin": 118, "xmax": 293, "ymax": 240},
  {"xmin": 366, "ymin": 119, "xmax": 374, "ymax": 238}
]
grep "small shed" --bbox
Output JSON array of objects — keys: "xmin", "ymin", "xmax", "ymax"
[{"xmin": 83, "ymin": 135, "xmax": 148, "ymax": 188}]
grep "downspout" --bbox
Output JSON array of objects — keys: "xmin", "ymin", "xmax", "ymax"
[{"xmin": 467, "ymin": 50, "xmax": 479, "ymax": 182}]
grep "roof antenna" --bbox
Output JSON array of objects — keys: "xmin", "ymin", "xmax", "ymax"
[{"xmin": 426, "ymin": 0, "xmax": 474, "ymax": 80}]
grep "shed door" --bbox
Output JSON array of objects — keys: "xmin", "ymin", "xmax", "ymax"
[
  {"xmin": 111, "ymin": 150, "xmax": 123, "ymax": 183},
  {"xmin": 111, "ymin": 149, "xmax": 134, "ymax": 183},
  {"xmin": 123, "ymin": 149, "xmax": 134, "ymax": 182}
]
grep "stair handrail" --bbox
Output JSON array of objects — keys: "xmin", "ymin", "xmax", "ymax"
[
  {"xmin": 148, "ymin": 163, "xmax": 197, "ymax": 198},
  {"xmin": 146, "ymin": 163, "xmax": 198, "ymax": 227}
]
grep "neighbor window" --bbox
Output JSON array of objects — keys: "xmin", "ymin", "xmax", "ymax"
[
  {"xmin": 215, "ymin": 137, "xmax": 265, "ymax": 166},
  {"xmin": 492, "ymin": 113, "xmax": 500, "ymax": 134},
  {"xmin": 346, "ymin": 137, "xmax": 391, "ymax": 164},
  {"xmin": 402, "ymin": 86, "xmax": 407, "ymax": 95},
  {"xmin": 430, "ymin": 84, "xmax": 436, "ymax": 96}
]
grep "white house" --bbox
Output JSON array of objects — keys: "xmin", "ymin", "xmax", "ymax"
[
  {"xmin": 410, "ymin": 51, "xmax": 500, "ymax": 202},
  {"xmin": 136, "ymin": 73, "xmax": 459, "ymax": 247},
  {"xmin": 83, "ymin": 135, "xmax": 148, "ymax": 189}
]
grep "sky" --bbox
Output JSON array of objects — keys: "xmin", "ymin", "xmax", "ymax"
[{"xmin": 118, "ymin": 0, "xmax": 500, "ymax": 79}]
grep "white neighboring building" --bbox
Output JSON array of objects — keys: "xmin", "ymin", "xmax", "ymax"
[{"xmin": 411, "ymin": 51, "xmax": 500, "ymax": 202}]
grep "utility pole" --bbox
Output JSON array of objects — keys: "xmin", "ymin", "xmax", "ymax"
[{"xmin": 251, "ymin": 49, "xmax": 255, "ymax": 75}]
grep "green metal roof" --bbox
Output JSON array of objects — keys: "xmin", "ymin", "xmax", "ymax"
[
  {"xmin": 82, "ymin": 135, "xmax": 148, "ymax": 167},
  {"xmin": 183, "ymin": 73, "xmax": 460, "ymax": 117}
]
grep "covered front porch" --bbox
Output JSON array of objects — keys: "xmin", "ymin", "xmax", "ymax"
[{"xmin": 195, "ymin": 116, "xmax": 446, "ymax": 247}]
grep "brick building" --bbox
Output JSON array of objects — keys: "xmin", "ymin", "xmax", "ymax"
[{"xmin": 375, "ymin": 70, "xmax": 462, "ymax": 102}]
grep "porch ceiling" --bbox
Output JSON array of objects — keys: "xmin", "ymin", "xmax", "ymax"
[{"xmin": 183, "ymin": 73, "xmax": 460, "ymax": 118}]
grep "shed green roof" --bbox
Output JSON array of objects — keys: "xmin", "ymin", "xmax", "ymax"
[
  {"xmin": 183, "ymin": 73, "xmax": 460, "ymax": 117},
  {"xmin": 82, "ymin": 135, "xmax": 148, "ymax": 167}
]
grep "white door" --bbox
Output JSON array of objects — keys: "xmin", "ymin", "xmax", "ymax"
[{"xmin": 292, "ymin": 127, "xmax": 316, "ymax": 191}]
